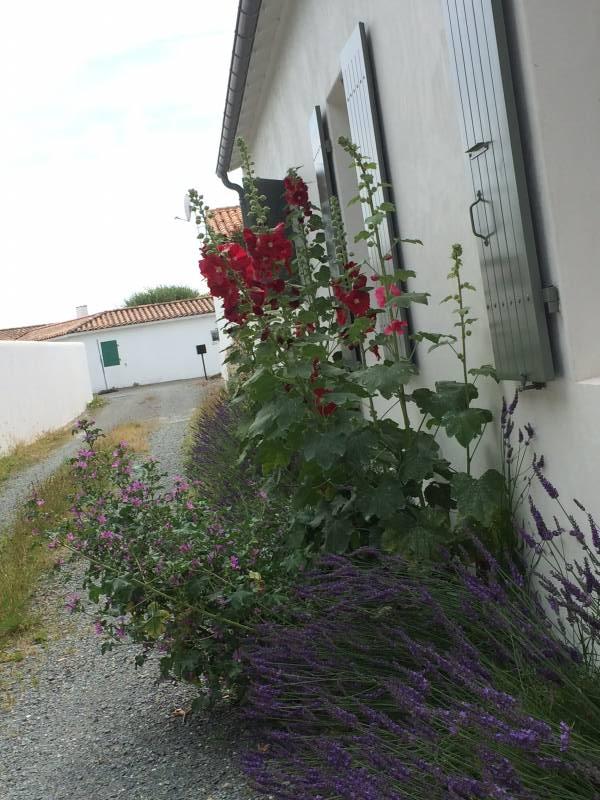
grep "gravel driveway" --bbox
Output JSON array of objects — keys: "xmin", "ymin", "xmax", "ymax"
[{"xmin": 0, "ymin": 378, "xmax": 261, "ymax": 800}]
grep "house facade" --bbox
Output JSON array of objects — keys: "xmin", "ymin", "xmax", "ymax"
[
  {"xmin": 215, "ymin": 1, "xmax": 600, "ymax": 518},
  {"xmin": 1, "ymin": 298, "xmax": 222, "ymax": 393}
]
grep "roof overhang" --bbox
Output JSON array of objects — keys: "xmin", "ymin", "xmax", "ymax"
[{"xmin": 216, "ymin": 0, "xmax": 289, "ymax": 177}]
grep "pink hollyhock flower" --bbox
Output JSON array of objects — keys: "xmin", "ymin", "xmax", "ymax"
[
  {"xmin": 374, "ymin": 286, "xmax": 387, "ymax": 308},
  {"xmin": 384, "ymin": 319, "xmax": 408, "ymax": 336}
]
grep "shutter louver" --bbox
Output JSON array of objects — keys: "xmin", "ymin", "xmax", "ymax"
[
  {"xmin": 443, "ymin": 0, "xmax": 554, "ymax": 384},
  {"xmin": 309, "ymin": 106, "xmax": 338, "ymax": 271},
  {"xmin": 340, "ymin": 23, "xmax": 409, "ymax": 358}
]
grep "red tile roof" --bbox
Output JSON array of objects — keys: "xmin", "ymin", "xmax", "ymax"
[
  {"xmin": 0, "ymin": 323, "xmax": 51, "ymax": 341},
  {"xmin": 207, "ymin": 206, "xmax": 243, "ymax": 238},
  {"xmin": 0, "ymin": 297, "xmax": 215, "ymax": 342}
]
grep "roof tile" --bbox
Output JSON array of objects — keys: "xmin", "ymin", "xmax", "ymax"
[
  {"xmin": 207, "ymin": 206, "xmax": 243, "ymax": 237},
  {"xmin": 1, "ymin": 297, "xmax": 214, "ymax": 342}
]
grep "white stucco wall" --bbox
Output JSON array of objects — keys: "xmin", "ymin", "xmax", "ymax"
[
  {"xmin": 0, "ymin": 341, "xmax": 92, "ymax": 455},
  {"xmin": 58, "ymin": 315, "xmax": 222, "ymax": 393},
  {"xmin": 239, "ymin": 0, "xmax": 600, "ymax": 518}
]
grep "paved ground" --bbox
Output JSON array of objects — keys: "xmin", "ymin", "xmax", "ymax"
[{"xmin": 0, "ymin": 378, "xmax": 260, "ymax": 800}]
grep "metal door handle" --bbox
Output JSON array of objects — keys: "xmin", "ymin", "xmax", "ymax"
[{"xmin": 469, "ymin": 190, "xmax": 493, "ymax": 246}]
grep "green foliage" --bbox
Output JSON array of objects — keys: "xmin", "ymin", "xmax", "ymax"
[
  {"xmin": 40, "ymin": 417, "xmax": 292, "ymax": 705},
  {"xmin": 123, "ymin": 285, "xmax": 200, "ymax": 307},
  {"xmin": 187, "ymin": 141, "xmax": 505, "ymax": 561}
]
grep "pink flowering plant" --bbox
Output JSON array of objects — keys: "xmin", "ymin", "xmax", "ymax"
[
  {"xmin": 190, "ymin": 137, "xmax": 505, "ymax": 559},
  {"xmin": 38, "ymin": 418, "xmax": 291, "ymax": 703}
]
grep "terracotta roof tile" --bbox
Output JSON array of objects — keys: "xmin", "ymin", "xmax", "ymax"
[
  {"xmin": 0, "ymin": 297, "xmax": 215, "ymax": 342},
  {"xmin": 207, "ymin": 206, "xmax": 243, "ymax": 238},
  {"xmin": 0, "ymin": 323, "xmax": 50, "ymax": 341}
]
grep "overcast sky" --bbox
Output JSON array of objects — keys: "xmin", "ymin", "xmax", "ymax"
[{"xmin": 0, "ymin": 0, "xmax": 240, "ymax": 327}]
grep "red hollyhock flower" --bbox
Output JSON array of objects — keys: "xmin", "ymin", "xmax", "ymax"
[
  {"xmin": 310, "ymin": 357, "xmax": 320, "ymax": 381},
  {"xmin": 283, "ymin": 174, "xmax": 311, "ymax": 215},
  {"xmin": 199, "ymin": 253, "xmax": 230, "ymax": 294},
  {"xmin": 249, "ymin": 286, "xmax": 266, "ymax": 308},
  {"xmin": 336, "ymin": 307, "xmax": 348, "ymax": 327},
  {"xmin": 390, "ymin": 284, "xmax": 402, "ymax": 297},
  {"xmin": 219, "ymin": 242, "xmax": 256, "ymax": 284},
  {"xmin": 342, "ymin": 289, "xmax": 371, "ymax": 317},
  {"xmin": 268, "ymin": 278, "xmax": 285, "ymax": 294},
  {"xmin": 369, "ymin": 343, "xmax": 381, "ymax": 361},
  {"xmin": 331, "ymin": 279, "xmax": 345, "ymax": 302},
  {"xmin": 384, "ymin": 318, "xmax": 408, "ymax": 336},
  {"xmin": 353, "ymin": 274, "xmax": 367, "ymax": 289},
  {"xmin": 313, "ymin": 387, "xmax": 337, "ymax": 417},
  {"xmin": 244, "ymin": 223, "xmax": 292, "ymax": 276}
]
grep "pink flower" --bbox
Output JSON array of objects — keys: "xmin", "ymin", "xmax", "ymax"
[
  {"xmin": 93, "ymin": 621, "xmax": 103, "ymax": 636},
  {"xmin": 65, "ymin": 593, "xmax": 80, "ymax": 613},
  {"xmin": 230, "ymin": 555, "xmax": 240, "ymax": 570},
  {"xmin": 374, "ymin": 286, "xmax": 387, "ymax": 308},
  {"xmin": 390, "ymin": 284, "xmax": 402, "ymax": 297},
  {"xmin": 384, "ymin": 319, "xmax": 408, "ymax": 336},
  {"xmin": 35, "ymin": 498, "xmax": 45, "ymax": 507},
  {"xmin": 178, "ymin": 542, "xmax": 192, "ymax": 554}
]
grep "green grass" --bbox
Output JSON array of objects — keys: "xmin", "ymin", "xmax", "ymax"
[
  {"xmin": 86, "ymin": 394, "xmax": 107, "ymax": 411},
  {"xmin": 0, "ymin": 425, "xmax": 74, "ymax": 484}
]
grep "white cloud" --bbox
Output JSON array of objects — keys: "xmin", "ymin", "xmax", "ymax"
[{"xmin": 0, "ymin": 0, "xmax": 241, "ymax": 326}]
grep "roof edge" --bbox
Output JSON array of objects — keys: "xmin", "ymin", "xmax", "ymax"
[{"xmin": 216, "ymin": 0, "xmax": 262, "ymax": 179}]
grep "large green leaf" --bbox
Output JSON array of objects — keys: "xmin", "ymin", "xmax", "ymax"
[
  {"xmin": 389, "ymin": 292, "xmax": 430, "ymax": 308},
  {"xmin": 413, "ymin": 381, "xmax": 478, "ymax": 421},
  {"xmin": 469, "ymin": 364, "xmax": 499, "ymax": 383},
  {"xmin": 248, "ymin": 397, "xmax": 305, "ymax": 438},
  {"xmin": 356, "ymin": 476, "xmax": 405, "ymax": 521},
  {"xmin": 451, "ymin": 469, "xmax": 506, "ymax": 528},
  {"xmin": 381, "ymin": 508, "xmax": 451, "ymax": 558},
  {"xmin": 348, "ymin": 361, "xmax": 416, "ymax": 399},
  {"xmin": 397, "ymin": 430, "xmax": 441, "ymax": 482},
  {"xmin": 303, "ymin": 431, "xmax": 347, "ymax": 470},
  {"xmin": 324, "ymin": 519, "xmax": 353, "ymax": 553},
  {"xmin": 443, "ymin": 407, "xmax": 492, "ymax": 448},
  {"xmin": 241, "ymin": 367, "xmax": 280, "ymax": 402}
]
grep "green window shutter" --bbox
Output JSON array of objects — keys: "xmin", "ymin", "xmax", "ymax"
[
  {"xmin": 309, "ymin": 105, "xmax": 338, "ymax": 272},
  {"xmin": 443, "ymin": 0, "xmax": 554, "ymax": 384},
  {"xmin": 340, "ymin": 23, "xmax": 409, "ymax": 358},
  {"xmin": 100, "ymin": 339, "xmax": 120, "ymax": 367}
]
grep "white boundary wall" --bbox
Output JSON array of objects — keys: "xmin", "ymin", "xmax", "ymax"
[{"xmin": 0, "ymin": 341, "xmax": 92, "ymax": 455}]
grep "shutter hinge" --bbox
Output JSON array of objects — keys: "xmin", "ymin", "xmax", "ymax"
[{"xmin": 542, "ymin": 285, "xmax": 559, "ymax": 314}]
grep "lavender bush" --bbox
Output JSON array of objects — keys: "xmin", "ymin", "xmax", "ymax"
[
  {"xmin": 242, "ymin": 549, "xmax": 600, "ymax": 799},
  {"xmin": 185, "ymin": 387, "xmax": 259, "ymax": 514}
]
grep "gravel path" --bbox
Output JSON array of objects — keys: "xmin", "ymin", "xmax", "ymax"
[
  {"xmin": 0, "ymin": 378, "xmax": 261, "ymax": 800},
  {"xmin": 0, "ymin": 377, "xmax": 215, "ymax": 531}
]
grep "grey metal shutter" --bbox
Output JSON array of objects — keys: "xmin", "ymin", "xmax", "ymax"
[
  {"xmin": 309, "ymin": 105, "xmax": 338, "ymax": 270},
  {"xmin": 340, "ymin": 23, "xmax": 409, "ymax": 358},
  {"xmin": 443, "ymin": 0, "xmax": 554, "ymax": 384}
]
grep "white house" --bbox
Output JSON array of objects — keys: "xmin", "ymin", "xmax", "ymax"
[
  {"xmin": 0, "ymin": 297, "xmax": 222, "ymax": 393},
  {"xmin": 213, "ymin": 1, "xmax": 600, "ymax": 523}
]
